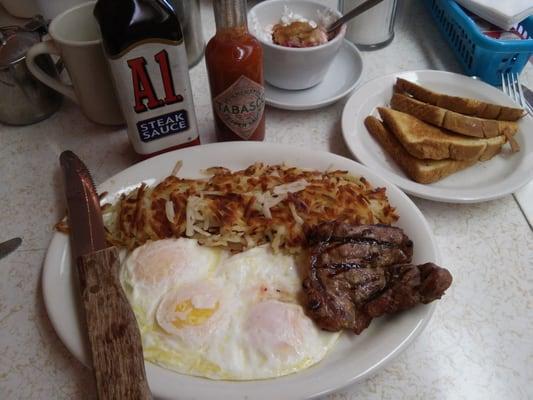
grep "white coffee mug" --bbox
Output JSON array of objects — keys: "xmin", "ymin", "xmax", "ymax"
[{"xmin": 26, "ymin": 1, "xmax": 124, "ymax": 125}]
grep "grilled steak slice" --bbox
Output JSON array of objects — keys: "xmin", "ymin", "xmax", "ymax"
[
  {"xmin": 364, "ymin": 262, "xmax": 453, "ymax": 318},
  {"xmin": 303, "ymin": 223, "xmax": 452, "ymax": 334},
  {"xmin": 303, "ymin": 263, "xmax": 384, "ymax": 333}
]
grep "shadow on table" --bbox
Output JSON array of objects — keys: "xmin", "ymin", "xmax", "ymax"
[
  {"xmin": 396, "ymin": 0, "xmax": 463, "ymax": 73},
  {"xmin": 329, "ymin": 118, "xmax": 352, "ymax": 159},
  {"xmin": 35, "ymin": 265, "xmax": 96, "ymax": 399}
]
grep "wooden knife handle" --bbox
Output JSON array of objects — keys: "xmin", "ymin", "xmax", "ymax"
[{"xmin": 78, "ymin": 247, "xmax": 152, "ymax": 400}]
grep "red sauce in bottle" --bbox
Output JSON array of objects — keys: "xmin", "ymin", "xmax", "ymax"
[{"xmin": 205, "ymin": 1, "xmax": 265, "ymax": 142}]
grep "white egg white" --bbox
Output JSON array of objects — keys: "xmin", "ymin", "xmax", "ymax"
[
  {"xmin": 121, "ymin": 238, "xmax": 224, "ymax": 321},
  {"xmin": 120, "ymin": 239, "xmax": 340, "ymax": 380}
]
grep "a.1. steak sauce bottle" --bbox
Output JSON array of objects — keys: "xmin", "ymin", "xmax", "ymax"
[
  {"xmin": 94, "ymin": 0, "xmax": 200, "ymax": 157},
  {"xmin": 205, "ymin": 0, "xmax": 266, "ymax": 141}
]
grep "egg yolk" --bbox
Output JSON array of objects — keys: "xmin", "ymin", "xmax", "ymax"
[
  {"xmin": 156, "ymin": 281, "xmax": 225, "ymax": 341},
  {"xmin": 172, "ymin": 300, "xmax": 220, "ymax": 328}
]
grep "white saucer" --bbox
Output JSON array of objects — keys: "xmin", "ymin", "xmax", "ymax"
[{"xmin": 265, "ymin": 40, "xmax": 363, "ymax": 111}]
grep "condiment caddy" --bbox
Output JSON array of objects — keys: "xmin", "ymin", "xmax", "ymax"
[{"xmin": 425, "ymin": 0, "xmax": 533, "ymax": 86}]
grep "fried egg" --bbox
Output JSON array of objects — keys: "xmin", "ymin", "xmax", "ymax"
[
  {"xmin": 120, "ymin": 238, "xmax": 224, "ymax": 318},
  {"xmin": 120, "ymin": 238, "xmax": 340, "ymax": 380}
]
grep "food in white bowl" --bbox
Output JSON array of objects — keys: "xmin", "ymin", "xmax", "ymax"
[
  {"xmin": 251, "ymin": 5, "xmax": 334, "ymax": 48},
  {"xmin": 272, "ymin": 21, "xmax": 328, "ymax": 48},
  {"xmin": 248, "ymin": 0, "xmax": 346, "ymax": 90}
]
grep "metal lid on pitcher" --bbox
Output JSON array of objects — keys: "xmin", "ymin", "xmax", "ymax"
[{"xmin": 0, "ymin": 26, "xmax": 40, "ymax": 69}]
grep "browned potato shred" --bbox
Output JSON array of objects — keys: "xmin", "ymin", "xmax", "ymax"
[{"xmin": 104, "ymin": 163, "xmax": 399, "ymax": 253}]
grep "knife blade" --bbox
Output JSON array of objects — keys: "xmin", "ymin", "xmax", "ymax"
[
  {"xmin": 0, "ymin": 237, "xmax": 22, "ymax": 260},
  {"xmin": 60, "ymin": 151, "xmax": 152, "ymax": 400},
  {"xmin": 60, "ymin": 151, "xmax": 106, "ymax": 260},
  {"xmin": 521, "ymin": 84, "xmax": 533, "ymax": 114}
]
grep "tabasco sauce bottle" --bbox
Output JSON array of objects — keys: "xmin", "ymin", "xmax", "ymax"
[
  {"xmin": 205, "ymin": 0, "xmax": 266, "ymax": 141},
  {"xmin": 94, "ymin": 0, "xmax": 200, "ymax": 156}
]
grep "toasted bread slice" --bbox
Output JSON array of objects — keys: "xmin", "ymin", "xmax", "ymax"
[
  {"xmin": 377, "ymin": 107, "xmax": 506, "ymax": 161},
  {"xmin": 364, "ymin": 116, "xmax": 477, "ymax": 184},
  {"xmin": 395, "ymin": 78, "xmax": 524, "ymax": 121},
  {"xmin": 480, "ymin": 137, "xmax": 506, "ymax": 161},
  {"xmin": 390, "ymin": 93, "xmax": 519, "ymax": 138}
]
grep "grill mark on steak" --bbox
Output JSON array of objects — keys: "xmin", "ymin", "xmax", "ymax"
[
  {"xmin": 326, "ymin": 263, "xmax": 365, "ymax": 272},
  {"xmin": 321, "ymin": 237, "xmax": 400, "ymax": 247},
  {"xmin": 318, "ymin": 241, "xmax": 412, "ymax": 270},
  {"xmin": 303, "ymin": 222, "xmax": 452, "ymax": 334},
  {"xmin": 308, "ymin": 222, "xmax": 413, "ymax": 248}
]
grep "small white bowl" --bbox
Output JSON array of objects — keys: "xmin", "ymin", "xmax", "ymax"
[{"xmin": 248, "ymin": 0, "xmax": 346, "ymax": 91}]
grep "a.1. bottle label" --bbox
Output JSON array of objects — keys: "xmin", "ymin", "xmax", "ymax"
[
  {"xmin": 108, "ymin": 41, "xmax": 199, "ymax": 154},
  {"xmin": 137, "ymin": 109, "xmax": 190, "ymax": 142}
]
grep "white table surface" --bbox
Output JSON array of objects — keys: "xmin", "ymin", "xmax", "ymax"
[{"xmin": 1, "ymin": 0, "xmax": 532, "ymax": 399}]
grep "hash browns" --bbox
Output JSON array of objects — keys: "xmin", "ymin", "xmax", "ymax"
[{"xmin": 104, "ymin": 163, "xmax": 399, "ymax": 253}]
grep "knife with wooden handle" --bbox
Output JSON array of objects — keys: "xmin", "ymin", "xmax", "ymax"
[{"xmin": 60, "ymin": 151, "xmax": 152, "ymax": 400}]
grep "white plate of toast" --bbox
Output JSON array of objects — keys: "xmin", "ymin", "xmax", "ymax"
[{"xmin": 341, "ymin": 70, "xmax": 533, "ymax": 203}]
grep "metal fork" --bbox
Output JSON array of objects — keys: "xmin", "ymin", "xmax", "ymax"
[
  {"xmin": 501, "ymin": 72, "xmax": 533, "ymax": 115},
  {"xmin": 501, "ymin": 72, "xmax": 533, "ymax": 230}
]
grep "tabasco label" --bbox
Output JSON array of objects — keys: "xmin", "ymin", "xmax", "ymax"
[
  {"xmin": 214, "ymin": 76, "xmax": 265, "ymax": 140},
  {"xmin": 107, "ymin": 41, "xmax": 199, "ymax": 155}
]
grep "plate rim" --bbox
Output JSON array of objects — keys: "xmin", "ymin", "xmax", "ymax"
[
  {"xmin": 42, "ymin": 142, "xmax": 440, "ymax": 400},
  {"xmin": 341, "ymin": 69, "xmax": 533, "ymax": 203},
  {"xmin": 265, "ymin": 40, "xmax": 364, "ymax": 111}
]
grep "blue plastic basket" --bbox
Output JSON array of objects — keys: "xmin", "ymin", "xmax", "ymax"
[{"xmin": 424, "ymin": 0, "xmax": 533, "ymax": 86}]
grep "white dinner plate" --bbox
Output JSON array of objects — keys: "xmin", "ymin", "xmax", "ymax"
[
  {"xmin": 265, "ymin": 40, "xmax": 363, "ymax": 111},
  {"xmin": 341, "ymin": 70, "xmax": 533, "ymax": 203},
  {"xmin": 43, "ymin": 142, "xmax": 439, "ymax": 400}
]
